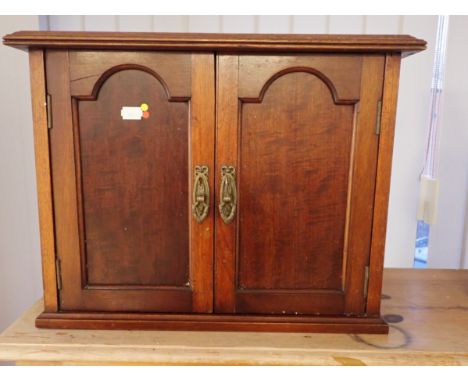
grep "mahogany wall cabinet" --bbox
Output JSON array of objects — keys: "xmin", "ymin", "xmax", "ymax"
[{"xmin": 4, "ymin": 32, "xmax": 426, "ymax": 333}]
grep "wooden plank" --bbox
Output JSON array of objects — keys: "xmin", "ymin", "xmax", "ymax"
[
  {"xmin": 68, "ymin": 51, "xmax": 191, "ymax": 98},
  {"xmin": 1, "ymin": 269, "xmax": 467, "ymax": 365},
  {"xmin": 214, "ymin": 55, "xmax": 238, "ymax": 313},
  {"xmin": 46, "ymin": 50, "xmax": 83, "ymax": 309},
  {"xmin": 367, "ymin": 54, "xmax": 402, "ymax": 316},
  {"xmin": 35, "ymin": 313, "xmax": 386, "ymax": 333},
  {"xmin": 28, "ymin": 49, "xmax": 58, "ymax": 313},
  {"xmin": 190, "ymin": 53, "xmax": 215, "ymax": 312},
  {"xmin": 238, "ymin": 55, "xmax": 363, "ymax": 101},
  {"xmin": 3, "ymin": 32, "xmax": 427, "ymax": 56}
]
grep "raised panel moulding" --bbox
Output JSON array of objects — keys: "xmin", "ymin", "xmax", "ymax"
[{"xmin": 3, "ymin": 31, "xmax": 426, "ymax": 56}]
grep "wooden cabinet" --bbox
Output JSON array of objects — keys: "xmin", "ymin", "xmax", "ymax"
[
  {"xmin": 4, "ymin": 31, "xmax": 426, "ymax": 333},
  {"xmin": 46, "ymin": 50, "xmax": 215, "ymax": 314}
]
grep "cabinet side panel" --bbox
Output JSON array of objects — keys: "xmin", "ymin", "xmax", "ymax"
[
  {"xmin": 367, "ymin": 54, "xmax": 402, "ymax": 316},
  {"xmin": 47, "ymin": 50, "xmax": 84, "ymax": 308},
  {"xmin": 28, "ymin": 49, "xmax": 58, "ymax": 312},
  {"xmin": 343, "ymin": 55, "xmax": 385, "ymax": 314}
]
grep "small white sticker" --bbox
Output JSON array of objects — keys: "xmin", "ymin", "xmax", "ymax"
[{"xmin": 121, "ymin": 106, "xmax": 143, "ymax": 120}]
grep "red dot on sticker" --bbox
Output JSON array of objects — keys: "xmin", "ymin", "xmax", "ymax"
[{"xmin": 142, "ymin": 111, "xmax": 150, "ymax": 119}]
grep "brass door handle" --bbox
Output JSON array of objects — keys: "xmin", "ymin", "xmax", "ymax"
[
  {"xmin": 192, "ymin": 165, "xmax": 209, "ymax": 223},
  {"xmin": 219, "ymin": 165, "xmax": 237, "ymax": 224}
]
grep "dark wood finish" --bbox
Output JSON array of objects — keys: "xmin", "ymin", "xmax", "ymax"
[
  {"xmin": 238, "ymin": 54, "xmax": 363, "ymax": 101},
  {"xmin": 366, "ymin": 54, "xmax": 402, "ymax": 316},
  {"xmin": 238, "ymin": 60, "xmax": 357, "ymax": 293},
  {"xmin": 46, "ymin": 50, "xmax": 82, "ymax": 312},
  {"xmin": 190, "ymin": 53, "xmax": 215, "ymax": 312},
  {"xmin": 28, "ymin": 49, "xmax": 58, "ymax": 312},
  {"xmin": 215, "ymin": 54, "xmax": 384, "ymax": 316},
  {"xmin": 238, "ymin": 67, "xmax": 353, "ymax": 305},
  {"xmin": 214, "ymin": 55, "xmax": 239, "ymax": 313},
  {"xmin": 47, "ymin": 50, "xmax": 214, "ymax": 313},
  {"xmin": 4, "ymin": 32, "xmax": 425, "ymax": 333},
  {"xmin": 3, "ymin": 31, "xmax": 426, "ymax": 57},
  {"xmin": 77, "ymin": 68, "xmax": 190, "ymax": 287},
  {"xmin": 343, "ymin": 55, "xmax": 384, "ymax": 314},
  {"xmin": 235, "ymin": 290, "xmax": 345, "ymax": 315},
  {"xmin": 35, "ymin": 311, "xmax": 388, "ymax": 334},
  {"xmin": 68, "ymin": 51, "xmax": 191, "ymax": 99}
]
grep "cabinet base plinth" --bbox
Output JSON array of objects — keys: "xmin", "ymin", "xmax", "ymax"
[{"xmin": 36, "ymin": 311, "xmax": 389, "ymax": 334}]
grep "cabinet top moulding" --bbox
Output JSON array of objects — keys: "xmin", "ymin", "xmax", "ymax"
[{"xmin": 3, "ymin": 31, "xmax": 426, "ymax": 57}]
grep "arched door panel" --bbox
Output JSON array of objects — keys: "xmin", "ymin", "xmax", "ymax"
[
  {"xmin": 48, "ymin": 50, "xmax": 215, "ymax": 313},
  {"xmin": 215, "ymin": 54, "xmax": 384, "ymax": 315}
]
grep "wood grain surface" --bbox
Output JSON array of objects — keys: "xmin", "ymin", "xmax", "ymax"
[
  {"xmin": 28, "ymin": 49, "xmax": 58, "ymax": 313},
  {"xmin": 366, "ymin": 54, "xmax": 402, "ymax": 316},
  {"xmin": 46, "ymin": 50, "xmax": 214, "ymax": 313},
  {"xmin": 8, "ymin": 33, "xmax": 427, "ymax": 336},
  {"xmin": 3, "ymin": 31, "xmax": 427, "ymax": 56},
  {"xmin": 342, "ymin": 55, "xmax": 384, "ymax": 314},
  {"xmin": 214, "ymin": 54, "xmax": 239, "ymax": 313},
  {"xmin": 238, "ymin": 72, "xmax": 354, "ymax": 291},
  {"xmin": 0, "ymin": 269, "xmax": 467, "ymax": 365},
  {"xmin": 78, "ymin": 69, "xmax": 189, "ymax": 287},
  {"xmin": 215, "ymin": 54, "xmax": 383, "ymax": 317},
  {"xmin": 189, "ymin": 53, "xmax": 216, "ymax": 312}
]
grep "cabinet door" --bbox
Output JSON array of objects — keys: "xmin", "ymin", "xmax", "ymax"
[
  {"xmin": 215, "ymin": 54, "xmax": 384, "ymax": 315},
  {"xmin": 47, "ymin": 50, "xmax": 215, "ymax": 313}
]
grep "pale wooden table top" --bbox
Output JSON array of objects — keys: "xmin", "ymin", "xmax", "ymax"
[{"xmin": 0, "ymin": 269, "xmax": 467, "ymax": 365}]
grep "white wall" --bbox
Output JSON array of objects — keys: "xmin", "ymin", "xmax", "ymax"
[
  {"xmin": 428, "ymin": 16, "xmax": 468, "ymax": 269},
  {"xmin": 384, "ymin": 16, "xmax": 438, "ymax": 267},
  {"xmin": 0, "ymin": 16, "xmax": 42, "ymax": 332}
]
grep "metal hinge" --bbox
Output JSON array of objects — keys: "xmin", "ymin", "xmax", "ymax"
[
  {"xmin": 55, "ymin": 257, "xmax": 62, "ymax": 291},
  {"xmin": 363, "ymin": 265, "xmax": 370, "ymax": 297},
  {"xmin": 375, "ymin": 100, "xmax": 382, "ymax": 135},
  {"xmin": 46, "ymin": 93, "xmax": 52, "ymax": 129}
]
